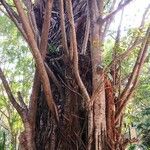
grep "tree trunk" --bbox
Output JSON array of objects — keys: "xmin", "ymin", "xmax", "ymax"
[
  {"xmin": 33, "ymin": 1, "xmax": 80, "ymax": 149},
  {"xmin": 33, "ymin": 0, "xmax": 108, "ymax": 149}
]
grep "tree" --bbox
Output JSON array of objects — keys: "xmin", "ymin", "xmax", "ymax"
[{"xmin": 0, "ymin": 0, "xmax": 150, "ymax": 149}]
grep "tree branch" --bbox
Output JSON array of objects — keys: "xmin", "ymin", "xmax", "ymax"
[
  {"xmin": 140, "ymin": 3, "xmax": 150, "ymax": 27},
  {"xmin": 59, "ymin": 0, "xmax": 69, "ymax": 55},
  {"xmin": 103, "ymin": 0, "xmax": 133, "ymax": 22},
  {"xmin": 81, "ymin": 7, "xmax": 90, "ymax": 55},
  {"xmin": 115, "ymin": 26, "xmax": 150, "ymax": 122},
  {"xmin": 28, "ymin": 0, "xmax": 55, "ymax": 128},
  {"xmin": 29, "ymin": 71, "xmax": 41, "ymax": 127},
  {"xmin": 40, "ymin": 0, "xmax": 54, "ymax": 58},
  {"xmin": 23, "ymin": 0, "xmax": 40, "ymax": 43},
  {"xmin": 0, "ymin": 0, "xmax": 27, "ymax": 41},
  {"xmin": 102, "ymin": 0, "xmax": 117, "ymax": 41},
  {"xmin": 97, "ymin": 0, "xmax": 104, "ymax": 17},
  {"xmin": 119, "ymin": 26, "xmax": 150, "ymax": 103},
  {"xmin": 28, "ymin": 0, "xmax": 55, "ymax": 126},
  {"xmin": 17, "ymin": 91, "xmax": 28, "ymax": 111},
  {"xmin": 105, "ymin": 3, "xmax": 150, "ymax": 73},
  {"xmin": 13, "ymin": 0, "xmax": 59, "ymax": 122},
  {"xmin": 111, "ymin": 9, "xmax": 124, "ymax": 85},
  {"xmin": 66, "ymin": 0, "xmax": 90, "ymax": 103},
  {"xmin": 105, "ymin": 38, "xmax": 143, "ymax": 73},
  {"xmin": 44, "ymin": 62, "xmax": 61, "ymax": 91},
  {"xmin": 0, "ymin": 67, "xmax": 23, "ymax": 116},
  {"xmin": 0, "ymin": 109, "xmax": 9, "ymax": 120}
]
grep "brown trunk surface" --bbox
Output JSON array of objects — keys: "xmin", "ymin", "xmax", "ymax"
[{"xmin": 34, "ymin": 1, "xmax": 110, "ymax": 149}]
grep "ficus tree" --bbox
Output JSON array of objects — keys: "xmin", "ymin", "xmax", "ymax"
[{"xmin": 0, "ymin": 0, "xmax": 150, "ymax": 149}]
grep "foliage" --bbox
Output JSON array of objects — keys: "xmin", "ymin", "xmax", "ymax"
[
  {"xmin": 0, "ymin": 10, "xmax": 34, "ymax": 148},
  {"xmin": 123, "ymin": 62, "xmax": 150, "ymax": 149}
]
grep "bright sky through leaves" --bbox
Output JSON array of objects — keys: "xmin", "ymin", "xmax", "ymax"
[{"xmin": 112, "ymin": 0, "xmax": 150, "ymax": 31}]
